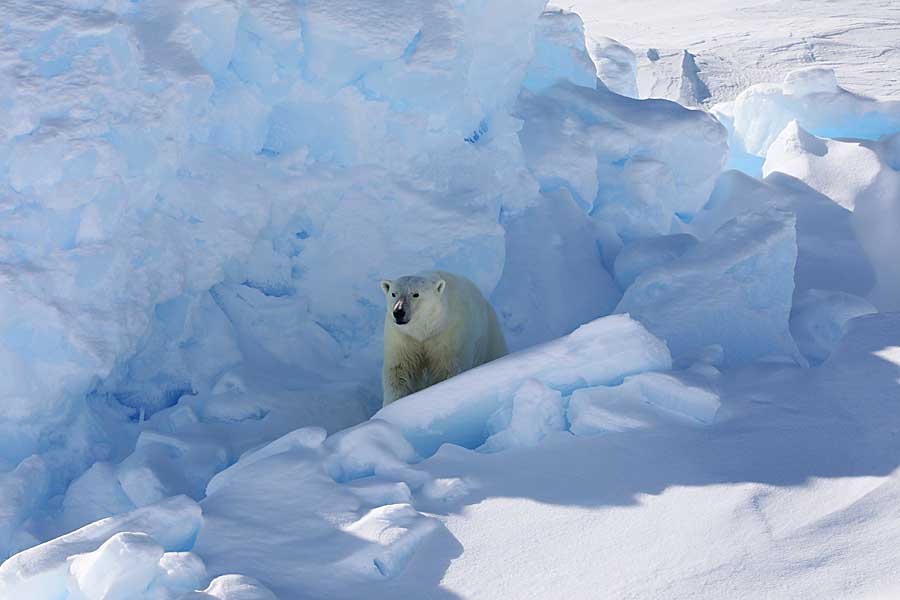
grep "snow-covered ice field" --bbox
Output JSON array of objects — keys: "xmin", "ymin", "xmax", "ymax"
[
  {"xmin": 574, "ymin": 0, "xmax": 900, "ymax": 104},
  {"xmin": 2, "ymin": 1, "xmax": 900, "ymax": 598}
]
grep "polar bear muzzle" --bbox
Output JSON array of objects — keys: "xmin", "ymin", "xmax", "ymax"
[{"xmin": 392, "ymin": 299, "xmax": 409, "ymax": 324}]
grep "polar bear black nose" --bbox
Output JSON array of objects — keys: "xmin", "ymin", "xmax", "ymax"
[{"xmin": 393, "ymin": 301, "xmax": 406, "ymax": 323}]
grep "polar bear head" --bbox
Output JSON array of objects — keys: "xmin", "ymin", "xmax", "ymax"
[{"xmin": 380, "ymin": 273, "xmax": 447, "ymax": 341}]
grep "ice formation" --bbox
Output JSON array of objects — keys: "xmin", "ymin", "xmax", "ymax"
[
  {"xmin": 613, "ymin": 233, "xmax": 698, "ymax": 289},
  {"xmin": 762, "ymin": 121, "xmax": 900, "ymax": 309},
  {"xmin": 3, "ymin": 0, "xmax": 900, "ymax": 597},
  {"xmin": 588, "ymin": 36, "xmax": 638, "ymax": 98},
  {"xmin": 0, "ymin": 0, "xmax": 547, "ymax": 561},
  {"xmin": 515, "ymin": 81, "xmax": 727, "ymax": 238},
  {"xmin": 0, "ymin": 312, "xmax": 678, "ymax": 598},
  {"xmin": 790, "ymin": 289, "xmax": 877, "ymax": 364},
  {"xmin": 617, "ymin": 210, "xmax": 802, "ymax": 367},
  {"xmin": 690, "ymin": 169, "xmax": 875, "ymax": 299},
  {"xmin": 376, "ymin": 314, "xmax": 672, "ymax": 456},
  {"xmin": 568, "ymin": 370, "xmax": 720, "ymax": 436},
  {"xmin": 762, "ymin": 121, "xmax": 896, "ymax": 212},
  {"xmin": 728, "ymin": 67, "xmax": 900, "ymax": 159}
]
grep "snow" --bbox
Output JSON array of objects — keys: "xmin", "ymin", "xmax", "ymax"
[
  {"xmin": 376, "ymin": 314, "xmax": 672, "ymax": 456},
  {"xmin": 571, "ymin": 0, "xmax": 900, "ymax": 104},
  {"xmin": 588, "ymin": 36, "xmax": 638, "ymax": 98},
  {"xmin": 763, "ymin": 120, "xmax": 898, "ymax": 212},
  {"xmin": 481, "ymin": 380, "xmax": 567, "ymax": 452},
  {"xmin": 490, "ymin": 188, "xmax": 620, "ymax": 352},
  {"xmin": 617, "ymin": 210, "xmax": 802, "ymax": 367},
  {"xmin": 690, "ymin": 169, "xmax": 875, "ymax": 299},
  {"xmin": 67, "ymin": 532, "xmax": 165, "ymax": 600},
  {"xmin": 3, "ymin": 0, "xmax": 900, "ymax": 598},
  {"xmin": 0, "ymin": 495, "xmax": 202, "ymax": 599},
  {"xmin": 730, "ymin": 67, "xmax": 900, "ymax": 160},
  {"xmin": 790, "ymin": 289, "xmax": 877, "ymax": 364},
  {"xmin": 515, "ymin": 81, "xmax": 727, "ymax": 238},
  {"xmin": 568, "ymin": 370, "xmax": 720, "ymax": 436},
  {"xmin": 184, "ymin": 575, "xmax": 278, "ymax": 600},
  {"xmin": 193, "ymin": 425, "xmax": 437, "ymax": 598},
  {"xmin": 762, "ymin": 121, "xmax": 900, "ymax": 310},
  {"xmin": 613, "ymin": 233, "xmax": 698, "ymax": 289}
]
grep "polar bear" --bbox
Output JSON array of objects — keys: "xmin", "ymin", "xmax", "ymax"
[{"xmin": 380, "ymin": 270, "xmax": 507, "ymax": 406}]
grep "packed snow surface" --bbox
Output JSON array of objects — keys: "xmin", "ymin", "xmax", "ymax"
[
  {"xmin": 3, "ymin": 0, "xmax": 900, "ymax": 598},
  {"xmin": 572, "ymin": 0, "xmax": 900, "ymax": 103}
]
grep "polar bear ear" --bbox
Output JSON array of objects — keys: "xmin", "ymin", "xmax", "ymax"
[
  {"xmin": 381, "ymin": 280, "xmax": 392, "ymax": 295},
  {"xmin": 435, "ymin": 279, "xmax": 446, "ymax": 295}
]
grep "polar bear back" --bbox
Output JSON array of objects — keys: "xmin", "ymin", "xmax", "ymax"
[{"xmin": 433, "ymin": 270, "xmax": 507, "ymax": 365}]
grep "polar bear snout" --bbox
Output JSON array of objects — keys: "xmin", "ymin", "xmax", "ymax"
[{"xmin": 392, "ymin": 300, "xmax": 409, "ymax": 324}]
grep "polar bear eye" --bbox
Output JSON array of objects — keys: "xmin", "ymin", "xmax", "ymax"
[
  {"xmin": 391, "ymin": 293, "xmax": 396, "ymax": 298},
  {"xmin": 413, "ymin": 293, "xmax": 419, "ymax": 298}
]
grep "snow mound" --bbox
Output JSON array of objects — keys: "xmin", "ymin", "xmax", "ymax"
[
  {"xmin": 763, "ymin": 120, "xmax": 899, "ymax": 212},
  {"xmin": 184, "ymin": 575, "xmax": 278, "ymax": 600},
  {"xmin": 617, "ymin": 209, "xmax": 802, "ymax": 366},
  {"xmin": 338, "ymin": 503, "xmax": 441, "ymax": 579},
  {"xmin": 376, "ymin": 314, "xmax": 672, "ymax": 456},
  {"xmin": 728, "ymin": 67, "xmax": 900, "ymax": 158},
  {"xmin": 0, "ymin": 496, "xmax": 201, "ymax": 599},
  {"xmin": 569, "ymin": 370, "xmax": 720, "ymax": 435},
  {"xmin": 324, "ymin": 420, "xmax": 422, "ymax": 484},
  {"xmin": 762, "ymin": 122, "xmax": 900, "ymax": 309},
  {"xmin": 481, "ymin": 379, "xmax": 567, "ymax": 452},
  {"xmin": 68, "ymin": 532, "xmax": 165, "ymax": 600},
  {"xmin": 0, "ymin": 455, "xmax": 48, "ymax": 558},
  {"xmin": 193, "ymin": 421, "xmax": 440, "ymax": 597},
  {"xmin": 52, "ymin": 378, "xmax": 369, "ymax": 545},
  {"xmin": 61, "ymin": 461, "xmax": 135, "ymax": 536}
]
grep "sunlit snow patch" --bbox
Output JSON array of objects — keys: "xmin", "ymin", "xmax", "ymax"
[{"xmin": 376, "ymin": 314, "xmax": 672, "ymax": 456}]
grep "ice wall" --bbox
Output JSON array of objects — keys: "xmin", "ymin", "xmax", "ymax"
[
  {"xmin": 0, "ymin": 0, "xmax": 732, "ymax": 457},
  {"xmin": 0, "ymin": 0, "xmax": 553, "ymax": 557},
  {"xmin": 617, "ymin": 210, "xmax": 802, "ymax": 367},
  {"xmin": 515, "ymin": 82, "xmax": 727, "ymax": 239}
]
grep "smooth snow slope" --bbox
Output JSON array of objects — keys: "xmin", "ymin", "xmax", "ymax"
[
  {"xmin": 573, "ymin": 0, "xmax": 900, "ymax": 103},
  {"xmin": 418, "ymin": 315, "xmax": 900, "ymax": 600}
]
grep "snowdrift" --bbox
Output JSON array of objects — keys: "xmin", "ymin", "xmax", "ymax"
[{"xmin": 0, "ymin": 314, "xmax": 721, "ymax": 599}]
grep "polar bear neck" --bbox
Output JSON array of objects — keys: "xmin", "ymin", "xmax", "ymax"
[{"xmin": 401, "ymin": 305, "xmax": 448, "ymax": 342}]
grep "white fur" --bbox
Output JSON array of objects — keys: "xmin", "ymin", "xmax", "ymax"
[{"xmin": 380, "ymin": 271, "xmax": 507, "ymax": 406}]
